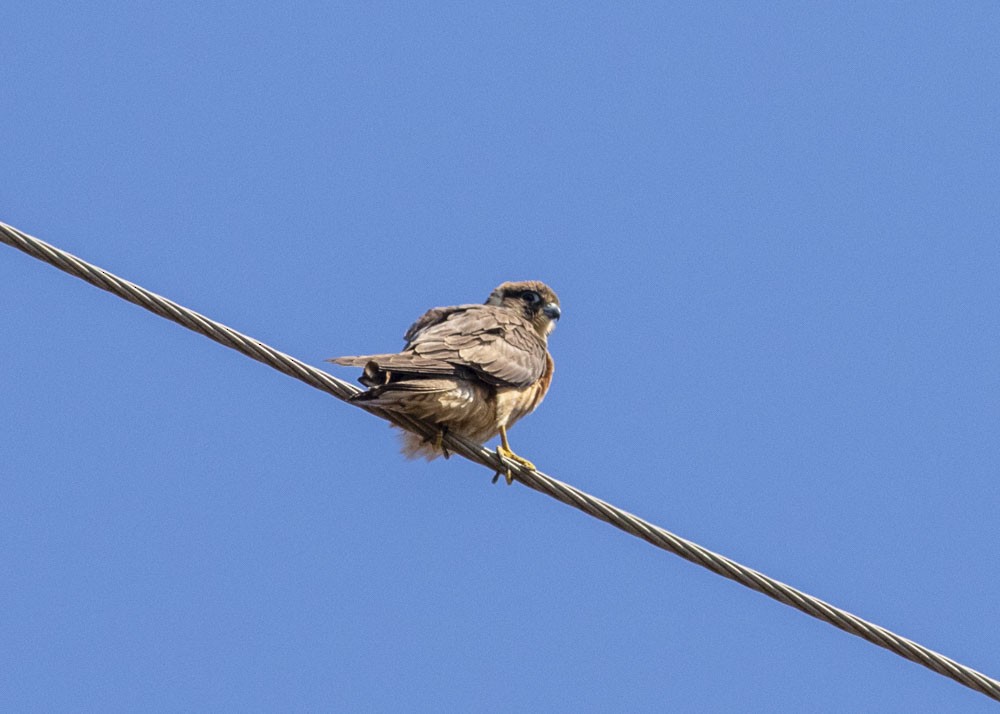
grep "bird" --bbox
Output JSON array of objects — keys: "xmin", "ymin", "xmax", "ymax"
[{"xmin": 328, "ymin": 280, "xmax": 560, "ymax": 484}]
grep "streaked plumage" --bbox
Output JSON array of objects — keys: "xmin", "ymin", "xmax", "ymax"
[{"xmin": 328, "ymin": 281, "xmax": 560, "ymax": 473}]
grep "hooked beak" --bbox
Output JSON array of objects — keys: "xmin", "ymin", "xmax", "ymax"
[{"xmin": 542, "ymin": 302, "xmax": 561, "ymax": 321}]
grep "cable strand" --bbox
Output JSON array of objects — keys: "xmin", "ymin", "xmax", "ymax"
[{"xmin": 2, "ymin": 220, "xmax": 998, "ymax": 702}]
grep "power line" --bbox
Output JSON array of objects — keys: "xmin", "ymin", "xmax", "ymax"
[{"xmin": 2, "ymin": 220, "xmax": 998, "ymax": 703}]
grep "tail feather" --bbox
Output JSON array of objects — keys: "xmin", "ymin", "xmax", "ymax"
[
  {"xmin": 327, "ymin": 354, "xmax": 392, "ymax": 367},
  {"xmin": 351, "ymin": 378, "xmax": 459, "ymax": 409},
  {"xmin": 327, "ymin": 354, "xmax": 459, "ymax": 376}
]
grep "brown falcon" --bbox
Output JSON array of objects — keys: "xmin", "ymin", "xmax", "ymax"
[{"xmin": 328, "ymin": 281, "xmax": 560, "ymax": 483}]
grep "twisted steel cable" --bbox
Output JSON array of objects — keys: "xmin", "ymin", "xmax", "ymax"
[{"xmin": 2, "ymin": 220, "xmax": 998, "ymax": 703}]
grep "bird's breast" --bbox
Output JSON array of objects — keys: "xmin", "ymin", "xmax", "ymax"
[{"xmin": 494, "ymin": 351, "xmax": 554, "ymax": 430}]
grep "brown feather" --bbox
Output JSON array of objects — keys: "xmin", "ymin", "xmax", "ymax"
[{"xmin": 327, "ymin": 281, "xmax": 560, "ymax": 460}]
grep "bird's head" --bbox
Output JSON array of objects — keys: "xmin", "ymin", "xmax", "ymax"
[{"xmin": 486, "ymin": 280, "xmax": 561, "ymax": 336}]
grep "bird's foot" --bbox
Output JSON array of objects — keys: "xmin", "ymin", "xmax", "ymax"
[{"xmin": 492, "ymin": 445, "xmax": 536, "ymax": 485}]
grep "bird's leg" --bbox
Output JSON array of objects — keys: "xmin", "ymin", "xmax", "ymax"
[
  {"xmin": 494, "ymin": 425, "xmax": 536, "ymax": 485},
  {"xmin": 433, "ymin": 426, "xmax": 450, "ymax": 459}
]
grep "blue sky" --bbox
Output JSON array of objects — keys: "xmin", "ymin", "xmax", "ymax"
[{"xmin": 3, "ymin": 3, "xmax": 999, "ymax": 711}]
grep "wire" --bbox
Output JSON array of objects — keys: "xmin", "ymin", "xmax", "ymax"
[{"xmin": 2, "ymin": 220, "xmax": 998, "ymax": 702}]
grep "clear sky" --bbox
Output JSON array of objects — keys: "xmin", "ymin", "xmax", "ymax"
[{"xmin": 3, "ymin": 3, "xmax": 999, "ymax": 712}]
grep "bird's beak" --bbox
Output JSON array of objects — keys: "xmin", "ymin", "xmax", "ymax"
[{"xmin": 542, "ymin": 303, "xmax": 561, "ymax": 321}]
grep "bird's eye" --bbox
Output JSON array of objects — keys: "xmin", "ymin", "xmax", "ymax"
[{"xmin": 521, "ymin": 291, "xmax": 541, "ymax": 304}]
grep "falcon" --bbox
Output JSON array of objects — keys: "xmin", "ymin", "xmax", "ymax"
[{"xmin": 328, "ymin": 281, "xmax": 561, "ymax": 483}]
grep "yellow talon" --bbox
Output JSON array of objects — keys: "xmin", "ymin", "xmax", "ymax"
[{"xmin": 493, "ymin": 425, "xmax": 535, "ymax": 485}]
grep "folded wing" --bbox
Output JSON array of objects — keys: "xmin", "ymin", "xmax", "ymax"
[{"xmin": 329, "ymin": 304, "xmax": 546, "ymax": 389}]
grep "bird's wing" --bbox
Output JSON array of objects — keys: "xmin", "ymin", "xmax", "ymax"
[
  {"xmin": 327, "ymin": 305, "xmax": 477, "ymax": 376},
  {"xmin": 329, "ymin": 305, "xmax": 546, "ymax": 388},
  {"xmin": 402, "ymin": 303, "xmax": 480, "ymax": 343},
  {"xmin": 406, "ymin": 305, "xmax": 547, "ymax": 388}
]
